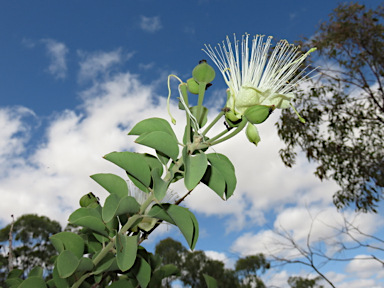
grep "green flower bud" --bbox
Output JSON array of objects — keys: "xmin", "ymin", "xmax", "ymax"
[
  {"xmin": 245, "ymin": 123, "xmax": 260, "ymax": 146},
  {"xmin": 79, "ymin": 192, "xmax": 99, "ymax": 207},
  {"xmin": 225, "ymin": 111, "xmax": 241, "ymax": 128},
  {"xmin": 186, "ymin": 78, "xmax": 200, "ymax": 94},
  {"xmin": 244, "ymin": 105, "xmax": 275, "ymax": 124},
  {"xmin": 192, "ymin": 60, "xmax": 215, "ymax": 83}
]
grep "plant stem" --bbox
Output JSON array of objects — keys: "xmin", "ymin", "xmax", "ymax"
[
  {"xmin": 202, "ymin": 111, "xmax": 224, "ymax": 136},
  {"xmin": 208, "ymin": 117, "xmax": 247, "ymax": 146},
  {"xmin": 207, "ymin": 129, "xmax": 229, "ymax": 143},
  {"xmin": 195, "ymin": 82, "xmax": 207, "ymax": 133},
  {"xmin": 180, "ymin": 84, "xmax": 191, "ymax": 144}
]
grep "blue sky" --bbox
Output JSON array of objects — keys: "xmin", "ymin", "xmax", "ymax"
[{"xmin": 1, "ymin": 1, "xmax": 384, "ymax": 287}]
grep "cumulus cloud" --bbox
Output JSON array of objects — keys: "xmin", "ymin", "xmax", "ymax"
[
  {"xmin": 204, "ymin": 250, "xmax": 235, "ymax": 269},
  {"xmin": 41, "ymin": 39, "xmax": 69, "ymax": 79},
  {"xmin": 139, "ymin": 16, "xmax": 162, "ymax": 33},
  {"xmin": 77, "ymin": 49, "xmax": 134, "ymax": 83}
]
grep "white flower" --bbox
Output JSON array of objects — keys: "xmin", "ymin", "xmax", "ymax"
[
  {"xmin": 128, "ymin": 181, "xmax": 177, "ymax": 232},
  {"xmin": 203, "ymin": 34, "xmax": 316, "ymax": 120}
]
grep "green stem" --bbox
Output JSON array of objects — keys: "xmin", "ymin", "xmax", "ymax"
[
  {"xmin": 180, "ymin": 84, "xmax": 192, "ymax": 144},
  {"xmin": 207, "ymin": 129, "xmax": 229, "ymax": 143},
  {"xmin": 208, "ymin": 117, "xmax": 248, "ymax": 146},
  {"xmin": 72, "ymin": 273, "xmax": 91, "ymax": 288},
  {"xmin": 202, "ymin": 111, "xmax": 224, "ymax": 136},
  {"xmin": 195, "ymin": 82, "xmax": 207, "ymax": 132},
  {"xmin": 164, "ymin": 157, "xmax": 184, "ymax": 182}
]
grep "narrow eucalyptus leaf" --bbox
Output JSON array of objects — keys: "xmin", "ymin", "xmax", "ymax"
[{"xmin": 203, "ymin": 274, "xmax": 218, "ymax": 288}]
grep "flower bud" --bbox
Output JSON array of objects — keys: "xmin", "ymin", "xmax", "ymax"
[
  {"xmin": 186, "ymin": 78, "xmax": 200, "ymax": 94},
  {"xmin": 79, "ymin": 192, "xmax": 99, "ymax": 207},
  {"xmin": 244, "ymin": 105, "xmax": 275, "ymax": 124},
  {"xmin": 245, "ymin": 123, "xmax": 260, "ymax": 146},
  {"xmin": 192, "ymin": 60, "xmax": 215, "ymax": 83}
]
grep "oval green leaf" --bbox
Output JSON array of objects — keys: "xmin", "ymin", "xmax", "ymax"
[
  {"xmin": 183, "ymin": 148, "xmax": 208, "ymax": 191},
  {"xmin": 116, "ymin": 235, "xmax": 138, "ymax": 272},
  {"xmin": 135, "ymin": 131, "xmax": 179, "ymax": 160},
  {"xmin": 18, "ymin": 276, "xmax": 47, "ymax": 288},
  {"xmin": 103, "ymin": 194, "xmax": 141, "ymax": 223},
  {"xmin": 57, "ymin": 250, "xmax": 79, "ymax": 278},
  {"xmin": 50, "ymin": 232, "xmax": 84, "ymax": 259},
  {"xmin": 128, "ymin": 117, "xmax": 176, "ymax": 139},
  {"xmin": 90, "ymin": 173, "xmax": 128, "ymax": 198},
  {"xmin": 104, "ymin": 152, "xmax": 151, "ymax": 188}
]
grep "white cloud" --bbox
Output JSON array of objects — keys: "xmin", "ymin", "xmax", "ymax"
[
  {"xmin": 204, "ymin": 250, "xmax": 235, "ymax": 269},
  {"xmin": 139, "ymin": 16, "xmax": 162, "ymax": 33},
  {"xmin": 21, "ymin": 38, "xmax": 36, "ymax": 48},
  {"xmin": 41, "ymin": 39, "xmax": 69, "ymax": 79},
  {"xmin": 0, "ymin": 107, "xmax": 35, "ymax": 161},
  {"xmin": 77, "ymin": 49, "xmax": 134, "ymax": 83},
  {"xmin": 345, "ymin": 255, "xmax": 384, "ymax": 279}
]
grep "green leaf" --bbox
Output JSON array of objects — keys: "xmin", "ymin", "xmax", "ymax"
[
  {"xmin": 132, "ymin": 257, "xmax": 151, "ymax": 288},
  {"xmin": 46, "ymin": 279, "xmax": 55, "ymax": 288},
  {"xmin": 116, "ymin": 235, "xmax": 138, "ymax": 272},
  {"xmin": 7, "ymin": 269, "xmax": 23, "ymax": 279},
  {"xmin": 183, "ymin": 147, "xmax": 208, "ymax": 190},
  {"xmin": 201, "ymin": 165, "xmax": 226, "ymax": 199},
  {"xmin": 203, "ymin": 274, "xmax": 218, "ymax": 288},
  {"xmin": 76, "ymin": 257, "xmax": 94, "ymax": 272},
  {"xmin": 50, "ymin": 232, "xmax": 84, "ymax": 259},
  {"xmin": 207, "ymin": 153, "xmax": 236, "ymax": 199},
  {"xmin": 18, "ymin": 276, "xmax": 47, "ymax": 288},
  {"xmin": 148, "ymin": 204, "xmax": 198, "ymax": 250},
  {"xmin": 135, "ymin": 131, "xmax": 179, "ymax": 160},
  {"xmin": 5, "ymin": 278, "xmax": 22, "ymax": 287},
  {"xmin": 104, "ymin": 152, "xmax": 151, "ymax": 188},
  {"xmin": 93, "ymin": 252, "xmax": 117, "ymax": 275},
  {"xmin": 188, "ymin": 210, "xmax": 199, "ymax": 250},
  {"xmin": 53, "ymin": 265, "xmax": 69, "ymax": 288},
  {"xmin": 160, "ymin": 264, "xmax": 180, "ymax": 277},
  {"xmin": 156, "ymin": 151, "xmax": 170, "ymax": 166},
  {"xmin": 143, "ymin": 154, "xmax": 164, "ymax": 177},
  {"xmin": 68, "ymin": 208, "xmax": 108, "ymax": 237},
  {"xmin": 147, "ymin": 204, "xmax": 176, "ymax": 225},
  {"xmin": 102, "ymin": 194, "xmax": 141, "ymax": 223},
  {"xmin": 57, "ymin": 250, "xmax": 79, "ymax": 278},
  {"xmin": 128, "ymin": 117, "xmax": 177, "ymax": 139},
  {"xmin": 190, "ymin": 105, "xmax": 209, "ymax": 128},
  {"xmin": 90, "ymin": 173, "xmax": 128, "ymax": 199},
  {"xmin": 28, "ymin": 266, "xmax": 43, "ymax": 278},
  {"xmin": 127, "ymin": 173, "xmax": 149, "ymax": 192},
  {"xmin": 109, "ymin": 280, "xmax": 135, "ymax": 288},
  {"xmin": 151, "ymin": 168, "xmax": 170, "ymax": 201}
]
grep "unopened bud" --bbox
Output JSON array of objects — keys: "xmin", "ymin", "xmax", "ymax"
[
  {"xmin": 245, "ymin": 123, "xmax": 260, "ymax": 146},
  {"xmin": 192, "ymin": 60, "xmax": 215, "ymax": 83},
  {"xmin": 244, "ymin": 105, "xmax": 275, "ymax": 124},
  {"xmin": 186, "ymin": 78, "xmax": 200, "ymax": 94}
]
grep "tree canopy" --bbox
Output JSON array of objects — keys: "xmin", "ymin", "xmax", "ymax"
[{"xmin": 277, "ymin": 2, "xmax": 384, "ymax": 212}]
